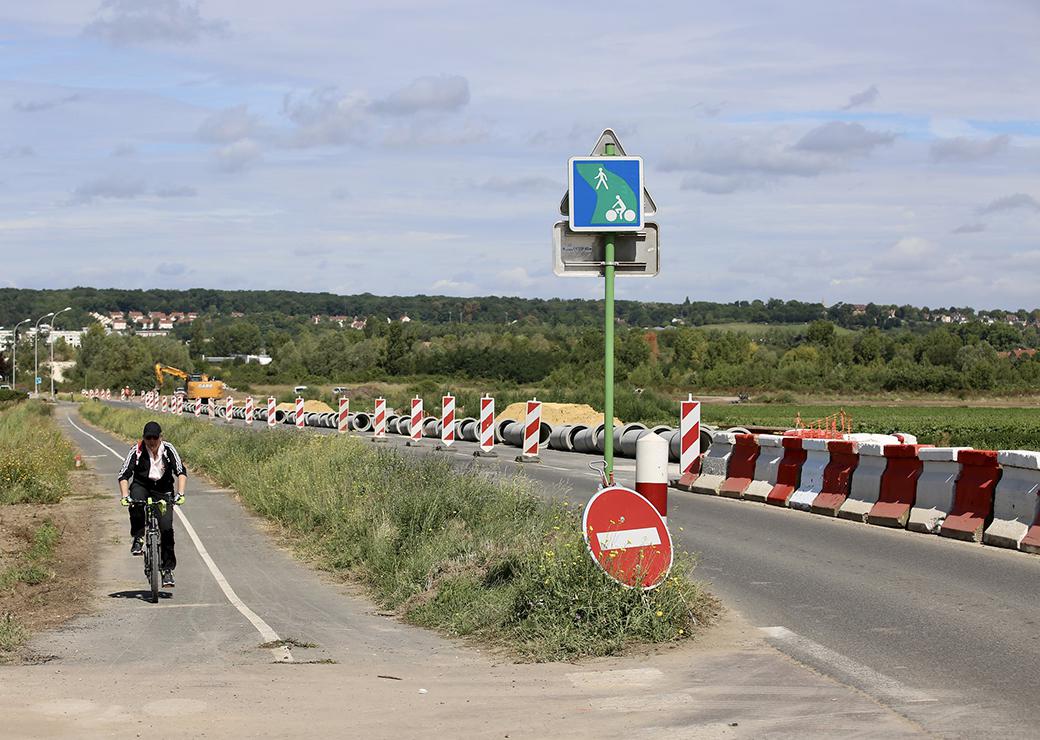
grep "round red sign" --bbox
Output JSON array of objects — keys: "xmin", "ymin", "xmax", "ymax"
[{"xmin": 582, "ymin": 485, "xmax": 673, "ymax": 589}]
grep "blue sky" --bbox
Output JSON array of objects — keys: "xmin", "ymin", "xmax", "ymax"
[{"xmin": 1, "ymin": 0, "xmax": 1039, "ymax": 309}]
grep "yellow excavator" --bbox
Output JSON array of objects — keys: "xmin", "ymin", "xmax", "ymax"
[{"xmin": 154, "ymin": 363, "xmax": 225, "ymax": 400}]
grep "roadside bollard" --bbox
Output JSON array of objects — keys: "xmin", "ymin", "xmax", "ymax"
[
  {"xmin": 295, "ymin": 397, "xmax": 305, "ymax": 429},
  {"xmin": 474, "ymin": 394, "xmax": 496, "ymax": 458},
  {"xmin": 637, "ymin": 432, "xmax": 670, "ymax": 524},
  {"xmin": 245, "ymin": 396, "xmax": 253, "ymax": 425},
  {"xmin": 516, "ymin": 398, "xmax": 542, "ymax": 464},
  {"xmin": 373, "ymin": 398, "xmax": 387, "ymax": 442},
  {"xmin": 338, "ymin": 397, "xmax": 349, "ymax": 433},
  {"xmin": 161, "ymin": 396, "xmax": 169, "ymax": 414},
  {"xmin": 674, "ymin": 395, "xmax": 701, "ymax": 490},
  {"xmin": 407, "ymin": 396, "xmax": 424, "ymax": 447},
  {"xmin": 267, "ymin": 397, "xmax": 276, "ymax": 429},
  {"xmin": 435, "ymin": 394, "xmax": 455, "ymax": 451},
  {"xmin": 225, "ymin": 396, "xmax": 233, "ymax": 423}
]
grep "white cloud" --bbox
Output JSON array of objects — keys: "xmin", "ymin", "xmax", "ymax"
[
  {"xmin": 793, "ymin": 122, "xmax": 896, "ymax": 155},
  {"xmin": 84, "ymin": 0, "xmax": 228, "ymax": 45},
  {"xmin": 197, "ymin": 105, "xmax": 260, "ymax": 144},
  {"xmin": 370, "ymin": 75, "xmax": 470, "ymax": 116},
  {"xmin": 978, "ymin": 193, "xmax": 1040, "ymax": 215},
  {"xmin": 930, "ymin": 134, "xmax": 1010, "ymax": 162},
  {"xmin": 213, "ymin": 138, "xmax": 260, "ymax": 172},
  {"xmin": 69, "ymin": 175, "xmax": 147, "ymax": 204},
  {"xmin": 842, "ymin": 84, "xmax": 879, "ymax": 110}
]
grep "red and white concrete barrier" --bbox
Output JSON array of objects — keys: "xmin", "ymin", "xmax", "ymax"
[
  {"xmin": 939, "ymin": 449, "xmax": 1002, "ymax": 542},
  {"xmin": 719, "ymin": 433, "xmax": 761, "ymax": 499},
  {"xmin": 866, "ymin": 445, "xmax": 926, "ymax": 528},
  {"xmin": 518, "ymin": 399, "xmax": 542, "ymax": 461},
  {"xmin": 838, "ymin": 443, "xmax": 885, "ymax": 521},
  {"xmin": 765, "ymin": 437, "xmax": 808, "ymax": 506},
  {"xmin": 674, "ymin": 397, "xmax": 701, "ymax": 488},
  {"xmin": 636, "ymin": 432, "xmax": 669, "ymax": 522},
  {"xmin": 788, "ymin": 438, "xmax": 830, "ymax": 511},
  {"xmin": 982, "ymin": 451, "xmax": 1040, "ymax": 550},
  {"xmin": 440, "ymin": 395, "xmax": 455, "ymax": 447},
  {"xmin": 373, "ymin": 398, "xmax": 387, "ymax": 439},
  {"xmin": 686, "ymin": 431, "xmax": 734, "ymax": 495},
  {"xmin": 810, "ymin": 440, "xmax": 860, "ymax": 516},
  {"xmin": 408, "ymin": 396, "xmax": 423, "ymax": 444},
  {"xmin": 245, "ymin": 396, "xmax": 253, "ymax": 425},
  {"xmin": 745, "ymin": 434, "xmax": 784, "ymax": 502},
  {"xmin": 295, "ymin": 397, "xmax": 305, "ymax": 429},
  {"xmin": 267, "ymin": 397, "xmax": 276, "ymax": 428},
  {"xmin": 338, "ymin": 397, "xmax": 349, "ymax": 433},
  {"xmin": 476, "ymin": 395, "xmax": 495, "ymax": 456}
]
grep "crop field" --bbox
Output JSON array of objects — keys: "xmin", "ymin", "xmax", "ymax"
[{"xmin": 701, "ymin": 403, "xmax": 1040, "ymax": 451}]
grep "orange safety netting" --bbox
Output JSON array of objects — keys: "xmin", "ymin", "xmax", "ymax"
[{"xmin": 789, "ymin": 409, "xmax": 853, "ymax": 439}]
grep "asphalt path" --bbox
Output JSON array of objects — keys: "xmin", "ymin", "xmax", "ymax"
[{"xmin": 119, "ymin": 399, "xmax": 1040, "ymax": 737}]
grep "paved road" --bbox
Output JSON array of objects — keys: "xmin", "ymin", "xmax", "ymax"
[{"xmin": 135, "ymin": 400, "xmax": 1040, "ymax": 737}]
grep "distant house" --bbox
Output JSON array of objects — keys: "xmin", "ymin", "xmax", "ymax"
[
  {"xmin": 851, "ymin": 304, "xmax": 868, "ymax": 316},
  {"xmin": 230, "ymin": 311, "xmax": 245, "ymax": 319},
  {"xmin": 330, "ymin": 315, "xmax": 349, "ymax": 327},
  {"xmin": 137, "ymin": 329, "xmax": 169, "ymax": 338},
  {"xmin": 49, "ymin": 330, "xmax": 84, "ymax": 348},
  {"xmin": 157, "ymin": 319, "xmax": 174, "ymax": 330},
  {"xmin": 998, "ymin": 348, "xmax": 1038, "ymax": 360},
  {"xmin": 311, "ymin": 314, "xmax": 322, "ymax": 324},
  {"xmin": 939, "ymin": 314, "xmax": 953, "ymax": 324},
  {"xmin": 90, "ymin": 311, "xmax": 112, "ymax": 326},
  {"xmin": 399, "ymin": 315, "xmax": 412, "ymax": 323},
  {"xmin": 111, "ymin": 320, "xmax": 128, "ymax": 332},
  {"xmin": 350, "ymin": 317, "xmax": 367, "ymax": 330}
]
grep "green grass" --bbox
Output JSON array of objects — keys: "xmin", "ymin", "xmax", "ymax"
[
  {"xmin": 0, "ymin": 613, "xmax": 27, "ymax": 656},
  {"xmin": 702, "ymin": 403, "xmax": 1040, "ymax": 450},
  {"xmin": 0, "ymin": 520, "xmax": 60, "ymax": 591},
  {"xmin": 81, "ymin": 404, "xmax": 718, "ymax": 661},
  {"xmin": 0, "ymin": 401, "xmax": 76, "ymax": 505}
]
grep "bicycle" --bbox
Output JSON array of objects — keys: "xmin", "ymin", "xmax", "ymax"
[{"xmin": 122, "ymin": 495, "xmax": 173, "ymax": 603}]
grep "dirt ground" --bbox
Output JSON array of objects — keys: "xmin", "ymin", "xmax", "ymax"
[{"xmin": 0, "ymin": 469, "xmax": 106, "ymax": 664}]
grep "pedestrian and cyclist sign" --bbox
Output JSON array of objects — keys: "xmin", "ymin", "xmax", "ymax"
[{"xmin": 568, "ymin": 156, "xmax": 644, "ymax": 232}]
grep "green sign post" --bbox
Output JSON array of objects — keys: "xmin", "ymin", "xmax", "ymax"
[{"xmin": 560, "ymin": 129, "xmax": 658, "ymax": 482}]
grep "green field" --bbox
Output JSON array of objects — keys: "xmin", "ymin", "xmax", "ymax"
[{"xmin": 701, "ymin": 403, "xmax": 1040, "ymax": 450}]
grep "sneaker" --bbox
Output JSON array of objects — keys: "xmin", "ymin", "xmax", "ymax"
[
  {"xmin": 161, "ymin": 570, "xmax": 175, "ymax": 588},
  {"xmin": 131, "ymin": 538, "xmax": 144, "ymax": 556}
]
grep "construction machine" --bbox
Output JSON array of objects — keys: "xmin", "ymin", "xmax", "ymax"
[{"xmin": 153, "ymin": 363, "xmax": 225, "ymax": 400}]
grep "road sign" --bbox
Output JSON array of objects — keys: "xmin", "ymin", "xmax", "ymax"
[
  {"xmin": 582, "ymin": 485, "xmax": 673, "ymax": 589},
  {"xmin": 568, "ymin": 156, "xmax": 644, "ymax": 232},
  {"xmin": 560, "ymin": 128, "xmax": 657, "ymax": 218},
  {"xmin": 553, "ymin": 220, "xmax": 659, "ymax": 277},
  {"xmin": 35, "ymin": 376, "xmax": 41, "ymax": 385}
]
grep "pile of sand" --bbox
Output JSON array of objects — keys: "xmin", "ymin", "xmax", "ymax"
[
  {"xmin": 274, "ymin": 400, "xmax": 334, "ymax": 413},
  {"xmin": 496, "ymin": 402, "xmax": 621, "ymax": 427}
]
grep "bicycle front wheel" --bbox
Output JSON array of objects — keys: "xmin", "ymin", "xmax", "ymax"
[{"xmin": 148, "ymin": 536, "xmax": 160, "ymax": 603}]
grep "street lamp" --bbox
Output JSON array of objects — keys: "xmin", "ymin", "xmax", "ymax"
[
  {"xmin": 50, "ymin": 306, "xmax": 73, "ymax": 399},
  {"xmin": 33, "ymin": 312, "xmax": 54, "ymax": 398},
  {"xmin": 11, "ymin": 318, "xmax": 30, "ymax": 392}
]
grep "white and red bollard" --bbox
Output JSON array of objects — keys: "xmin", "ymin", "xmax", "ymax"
[
  {"xmin": 675, "ymin": 395, "xmax": 701, "ymax": 490},
  {"xmin": 245, "ymin": 396, "xmax": 254, "ymax": 425},
  {"xmin": 636, "ymin": 432, "xmax": 670, "ymax": 524},
  {"xmin": 194, "ymin": 397, "xmax": 201, "ymax": 417},
  {"xmin": 175, "ymin": 395, "xmax": 183, "ymax": 415},
  {"xmin": 338, "ymin": 397, "xmax": 349, "ymax": 433},
  {"xmin": 208, "ymin": 397, "xmax": 215, "ymax": 418},
  {"xmin": 407, "ymin": 396, "xmax": 424, "ymax": 446},
  {"xmin": 267, "ymin": 397, "xmax": 276, "ymax": 429},
  {"xmin": 436, "ymin": 394, "xmax": 455, "ymax": 450},
  {"xmin": 161, "ymin": 396, "xmax": 169, "ymax": 414},
  {"xmin": 295, "ymin": 397, "xmax": 305, "ymax": 429},
  {"xmin": 516, "ymin": 398, "xmax": 542, "ymax": 463},
  {"xmin": 474, "ymin": 394, "xmax": 496, "ymax": 458},
  {"xmin": 373, "ymin": 397, "xmax": 387, "ymax": 441},
  {"xmin": 225, "ymin": 395, "xmax": 233, "ymax": 423}
]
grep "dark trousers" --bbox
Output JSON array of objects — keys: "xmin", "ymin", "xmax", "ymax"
[{"xmin": 128, "ymin": 482, "xmax": 176, "ymax": 570}]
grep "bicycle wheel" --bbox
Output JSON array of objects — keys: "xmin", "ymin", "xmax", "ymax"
[{"xmin": 148, "ymin": 533, "xmax": 160, "ymax": 603}]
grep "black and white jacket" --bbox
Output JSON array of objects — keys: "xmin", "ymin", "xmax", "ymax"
[{"xmin": 117, "ymin": 441, "xmax": 187, "ymax": 493}]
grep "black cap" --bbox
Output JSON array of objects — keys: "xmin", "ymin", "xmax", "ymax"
[{"xmin": 143, "ymin": 421, "xmax": 162, "ymax": 438}]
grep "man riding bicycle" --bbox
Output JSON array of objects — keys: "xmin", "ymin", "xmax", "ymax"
[{"xmin": 117, "ymin": 421, "xmax": 186, "ymax": 588}]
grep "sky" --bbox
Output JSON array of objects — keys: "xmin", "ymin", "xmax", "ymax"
[{"xmin": 1, "ymin": 0, "xmax": 1039, "ymax": 309}]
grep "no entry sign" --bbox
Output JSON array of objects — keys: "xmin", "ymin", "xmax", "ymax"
[{"xmin": 582, "ymin": 485, "xmax": 673, "ymax": 590}]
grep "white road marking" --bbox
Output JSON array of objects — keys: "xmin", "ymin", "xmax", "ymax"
[
  {"xmin": 597, "ymin": 527, "xmax": 662, "ymax": 550},
  {"xmin": 760, "ymin": 626, "xmax": 933, "ymax": 704},
  {"xmin": 65, "ymin": 414, "xmax": 293, "ymax": 663}
]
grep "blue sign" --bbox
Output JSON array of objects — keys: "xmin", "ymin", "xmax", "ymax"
[
  {"xmin": 35, "ymin": 376, "xmax": 41, "ymax": 385},
  {"xmin": 568, "ymin": 156, "xmax": 644, "ymax": 232}
]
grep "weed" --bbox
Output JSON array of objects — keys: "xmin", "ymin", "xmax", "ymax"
[{"xmin": 0, "ymin": 401, "xmax": 75, "ymax": 504}]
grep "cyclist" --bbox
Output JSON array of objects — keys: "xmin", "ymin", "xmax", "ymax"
[{"xmin": 117, "ymin": 421, "xmax": 186, "ymax": 588}]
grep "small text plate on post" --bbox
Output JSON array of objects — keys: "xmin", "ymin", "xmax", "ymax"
[
  {"xmin": 552, "ymin": 221, "xmax": 659, "ymax": 277},
  {"xmin": 568, "ymin": 156, "xmax": 644, "ymax": 232}
]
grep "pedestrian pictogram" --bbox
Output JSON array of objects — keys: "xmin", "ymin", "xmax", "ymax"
[
  {"xmin": 583, "ymin": 485, "xmax": 673, "ymax": 589},
  {"xmin": 569, "ymin": 156, "xmax": 644, "ymax": 231}
]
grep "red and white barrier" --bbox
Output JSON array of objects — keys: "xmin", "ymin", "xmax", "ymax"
[
  {"xmin": 521, "ymin": 399, "xmax": 542, "ymax": 460},
  {"xmin": 788, "ymin": 438, "xmax": 830, "ymax": 511},
  {"xmin": 719, "ymin": 433, "xmax": 761, "ymax": 498},
  {"xmin": 409, "ymin": 396, "xmax": 423, "ymax": 444},
  {"xmin": 686, "ymin": 431, "xmax": 734, "ymax": 495},
  {"xmin": 225, "ymin": 396, "xmax": 233, "ymax": 423},
  {"xmin": 193, "ymin": 397, "xmax": 201, "ymax": 417},
  {"xmin": 208, "ymin": 397, "xmax": 215, "ymax": 418},
  {"xmin": 982, "ymin": 451, "xmax": 1040, "ymax": 550},
  {"xmin": 940, "ymin": 449, "xmax": 1002, "ymax": 542},
  {"xmin": 745, "ymin": 435, "xmax": 784, "ymax": 502},
  {"xmin": 295, "ymin": 397, "xmax": 305, "ymax": 429},
  {"xmin": 440, "ymin": 395, "xmax": 455, "ymax": 447},
  {"xmin": 267, "ymin": 397, "xmax": 276, "ymax": 428},
  {"xmin": 766, "ymin": 436, "xmax": 808, "ymax": 506},
  {"xmin": 636, "ymin": 432, "xmax": 669, "ymax": 522},
  {"xmin": 675, "ymin": 397, "xmax": 701, "ymax": 488},
  {"xmin": 175, "ymin": 395, "xmax": 183, "ymax": 416},
  {"xmin": 161, "ymin": 396, "xmax": 169, "ymax": 414},
  {"xmin": 866, "ymin": 445, "xmax": 926, "ymax": 528},
  {"xmin": 838, "ymin": 443, "xmax": 885, "ymax": 521},
  {"xmin": 477, "ymin": 395, "xmax": 495, "ymax": 456},
  {"xmin": 810, "ymin": 440, "xmax": 860, "ymax": 516},
  {"xmin": 245, "ymin": 396, "xmax": 253, "ymax": 425},
  {"xmin": 338, "ymin": 397, "xmax": 349, "ymax": 433},
  {"xmin": 373, "ymin": 398, "xmax": 386, "ymax": 439}
]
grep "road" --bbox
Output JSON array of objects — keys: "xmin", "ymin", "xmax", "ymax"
[{"xmin": 144, "ymin": 400, "xmax": 1040, "ymax": 737}]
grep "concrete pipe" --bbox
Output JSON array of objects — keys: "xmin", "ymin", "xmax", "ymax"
[
  {"xmin": 572, "ymin": 425, "xmax": 598, "ymax": 454},
  {"xmin": 457, "ymin": 417, "xmax": 478, "ymax": 442},
  {"xmin": 495, "ymin": 418, "xmax": 514, "ymax": 444},
  {"xmin": 422, "ymin": 416, "xmax": 439, "ymax": 438},
  {"xmin": 384, "ymin": 415, "xmax": 399, "ymax": 434},
  {"xmin": 351, "ymin": 412, "xmax": 372, "ymax": 432},
  {"xmin": 565, "ymin": 424, "xmax": 588, "ymax": 452},
  {"xmin": 592, "ymin": 423, "xmax": 609, "ymax": 454},
  {"xmin": 726, "ymin": 426, "xmax": 751, "ymax": 435},
  {"xmin": 502, "ymin": 420, "xmax": 551, "ymax": 448},
  {"xmin": 650, "ymin": 425, "xmax": 672, "ymax": 437},
  {"xmin": 548, "ymin": 425, "xmax": 573, "ymax": 451},
  {"xmin": 617, "ymin": 424, "xmax": 650, "ymax": 458}
]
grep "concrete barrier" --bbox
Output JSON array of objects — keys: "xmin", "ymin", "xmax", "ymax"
[
  {"xmin": 684, "ymin": 432, "xmax": 734, "ymax": 495},
  {"xmin": 766, "ymin": 437, "xmax": 807, "ymax": 507},
  {"xmin": 810, "ymin": 440, "xmax": 860, "ymax": 516},
  {"xmin": 939, "ymin": 449, "xmax": 1002, "ymax": 543},
  {"xmin": 788, "ymin": 438, "xmax": 830, "ymax": 511},
  {"xmin": 745, "ymin": 434, "xmax": 784, "ymax": 502},
  {"xmin": 866, "ymin": 445, "xmax": 925, "ymax": 528},
  {"xmin": 719, "ymin": 434, "xmax": 761, "ymax": 499},
  {"xmin": 907, "ymin": 447, "xmax": 969, "ymax": 533},
  {"xmin": 837, "ymin": 442, "xmax": 885, "ymax": 522},
  {"xmin": 982, "ymin": 450, "xmax": 1040, "ymax": 550}
]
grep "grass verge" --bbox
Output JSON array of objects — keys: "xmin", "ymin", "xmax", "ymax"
[
  {"xmin": 80, "ymin": 403, "xmax": 718, "ymax": 660},
  {"xmin": 0, "ymin": 520, "xmax": 62, "ymax": 662},
  {"xmin": 0, "ymin": 401, "xmax": 76, "ymax": 504}
]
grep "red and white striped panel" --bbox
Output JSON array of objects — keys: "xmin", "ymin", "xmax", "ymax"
[
  {"xmin": 208, "ymin": 397, "xmax": 215, "ymax": 418},
  {"xmin": 295, "ymin": 397, "xmax": 305, "ymax": 429},
  {"xmin": 175, "ymin": 395, "xmax": 183, "ymax": 416},
  {"xmin": 194, "ymin": 397, "xmax": 201, "ymax": 417},
  {"xmin": 523, "ymin": 400, "xmax": 542, "ymax": 457},
  {"xmin": 225, "ymin": 395, "xmax": 233, "ymax": 423},
  {"xmin": 161, "ymin": 396, "xmax": 169, "ymax": 414},
  {"xmin": 680, "ymin": 398, "xmax": 701, "ymax": 476},
  {"xmin": 441, "ymin": 395, "xmax": 455, "ymax": 446},
  {"xmin": 373, "ymin": 398, "xmax": 386, "ymax": 438},
  {"xmin": 338, "ymin": 397, "xmax": 349, "ymax": 433},
  {"xmin": 410, "ymin": 397, "xmax": 423, "ymax": 442},
  {"xmin": 245, "ymin": 396, "xmax": 253, "ymax": 425},
  {"xmin": 479, "ymin": 395, "xmax": 494, "ymax": 452},
  {"xmin": 267, "ymin": 397, "xmax": 276, "ymax": 428}
]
